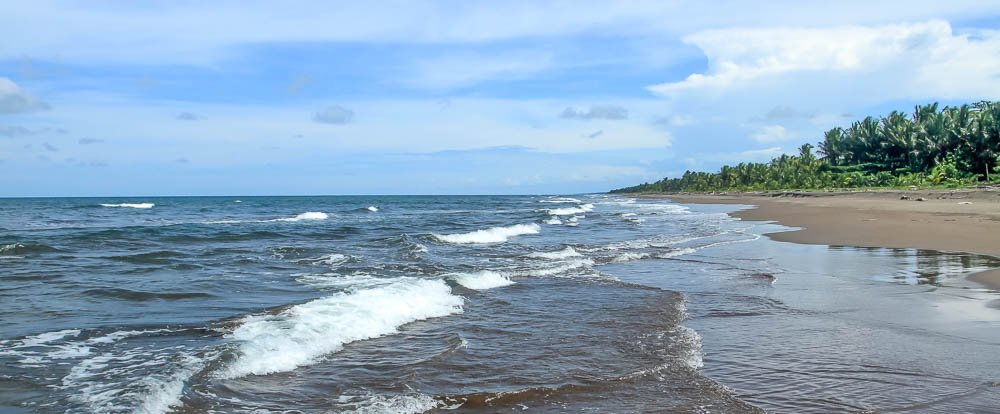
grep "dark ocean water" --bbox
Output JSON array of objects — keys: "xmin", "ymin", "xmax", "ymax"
[{"xmin": 0, "ymin": 195, "xmax": 998, "ymax": 413}]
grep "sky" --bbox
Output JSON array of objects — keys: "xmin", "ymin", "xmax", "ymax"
[{"xmin": 2, "ymin": 1, "xmax": 1000, "ymax": 196}]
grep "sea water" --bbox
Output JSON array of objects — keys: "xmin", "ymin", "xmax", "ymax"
[{"xmin": 1, "ymin": 195, "xmax": 998, "ymax": 413}]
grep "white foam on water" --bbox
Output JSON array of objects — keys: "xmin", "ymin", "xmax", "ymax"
[
  {"xmin": 100, "ymin": 203, "xmax": 154, "ymax": 209},
  {"xmin": 132, "ymin": 353, "xmax": 207, "ymax": 414},
  {"xmin": 204, "ymin": 219, "xmax": 243, "ymax": 224},
  {"xmin": 538, "ymin": 197, "xmax": 582, "ymax": 204},
  {"xmin": 515, "ymin": 258, "xmax": 595, "ymax": 277},
  {"xmin": 0, "ymin": 243, "xmax": 24, "ymax": 254},
  {"xmin": 341, "ymin": 393, "xmax": 443, "ymax": 414},
  {"xmin": 528, "ymin": 246, "xmax": 582, "ymax": 260},
  {"xmin": 612, "ymin": 252, "xmax": 650, "ymax": 263},
  {"xmin": 272, "ymin": 211, "xmax": 329, "ymax": 222},
  {"xmin": 85, "ymin": 329, "xmax": 174, "ymax": 345},
  {"xmin": 296, "ymin": 272, "xmax": 398, "ymax": 291},
  {"xmin": 0, "ymin": 329, "xmax": 179, "ymax": 366},
  {"xmin": 219, "ymin": 278, "xmax": 464, "ymax": 378},
  {"xmin": 432, "ymin": 223, "xmax": 540, "ymax": 244},
  {"xmin": 674, "ymin": 325, "xmax": 704, "ymax": 370},
  {"xmin": 545, "ymin": 203, "xmax": 594, "ymax": 216},
  {"xmin": 544, "ymin": 217, "xmax": 563, "ymax": 225},
  {"xmin": 234, "ymin": 200, "xmax": 242, "ymax": 203},
  {"xmin": 18, "ymin": 329, "xmax": 81, "ymax": 346},
  {"xmin": 449, "ymin": 270, "xmax": 515, "ymax": 290},
  {"xmin": 308, "ymin": 253, "xmax": 352, "ymax": 267},
  {"xmin": 366, "ymin": 206, "xmax": 379, "ymax": 212},
  {"xmin": 61, "ymin": 348, "xmax": 209, "ymax": 414},
  {"xmin": 656, "ymin": 247, "xmax": 698, "ymax": 259}
]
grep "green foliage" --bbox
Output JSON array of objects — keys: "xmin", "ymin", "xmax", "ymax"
[{"xmin": 612, "ymin": 101, "xmax": 1000, "ymax": 193}]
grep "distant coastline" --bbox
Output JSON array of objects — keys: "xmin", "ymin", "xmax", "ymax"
[{"xmin": 631, "ymin": 188, "xmax": 1000, "ymax": 290}]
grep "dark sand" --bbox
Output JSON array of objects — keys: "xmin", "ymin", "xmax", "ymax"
[{"xmin": 650, "ymin": 188, "xmax": 1000, "ymax": 290}]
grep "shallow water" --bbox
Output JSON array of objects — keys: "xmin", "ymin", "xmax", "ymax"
[{"xmin": 0, "ymin": 195, "xmax": 997, "ymax": 413}]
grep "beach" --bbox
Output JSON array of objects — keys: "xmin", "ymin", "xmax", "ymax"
[{"xmin": 662, "ymin": 188, "xmax": 1000, "ymax": 290}]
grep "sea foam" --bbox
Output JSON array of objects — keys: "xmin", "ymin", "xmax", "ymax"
[
  {"xmin": 366, "ymin": 206, "xmax": 379, "ymax": 212},
  {"xmin": 432, "ymin": 223, "xmax": 540, "ymax": 244},
  {"xmin": 539, "ymin": 197, "xmax": 582, "ymax": 204},
  {"xmin": 219, "ymin": 278, "xmax": 463, "ymax": 378},
  {"xmin": 528, "ymin": 246, "xmax": 582, "ymax": 260},
  {"xmin": 272, "ymin": 211, "xmax": 329, "ymax": 222},
  {"xmin": 546, "ymin": 204, "xmax": 594, "ymax": 216},
  {"xmin": 449, "ymin": 270, "xmax": 515, "ymax": 290},
  {"xmin": 100, "ymin": 203, "xmax": 154, "ymax": 209}
]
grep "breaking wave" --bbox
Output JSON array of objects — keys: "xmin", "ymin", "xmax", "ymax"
[
  {"xmin": 545, "ymin": 204, "xmax": 594, "ymax": 216},
  {"xmin": 449, "ymin": 270, "xmax": 515, "ymax": 290},
  {"xmin": 100, "ymin": 203, "xmax": 154, "ymax": 209},
  {"xmin": 432, "ymin": 223, "xmax": 540, "ymax": 244},
  {"xmin": 218, "ymin": 278, "xmax": 463, "ymax": 378},
  {"xmin": 527, "ymin": 246, "xmax": 582, "ymax": 260},
  {"xmin": 272, "ymin": 211, "xmax": 329, "ymax": 222}
]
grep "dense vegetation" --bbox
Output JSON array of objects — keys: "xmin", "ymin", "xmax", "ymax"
[{"xmin": 612, "ymin": 102, "xmax": 1000, "ymax": 193}]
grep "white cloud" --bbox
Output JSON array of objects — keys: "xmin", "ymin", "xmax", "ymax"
[
  {"xmin": 684, "ymin": 146, "xmax": 786, "ymax": 168},
  {"xmin": 560, "ymin": 105, "xmax": 628, "ymax": 120},
  {"xmin": 751, "ymin": 125, "xmax": 794, "ymax": 143},
  {"xmin": 406, "ymin": 51, "xmax": 554, "ymax": 90},
  {"xmin": 313, "ymin": 105, "xmax": 354, "ymax": 124},
  {"xmin": 0, "ymin": 77, "xmax": 50, "ymax": 114},
  {"xmin": 648, "ymin": 21, "xmax": 1000, "ymax": 100},
  {"xmin": 30, "ymin": 95, "xmax": 671, "ymax": 165},
  {"xmin": 4, "ymin": 2, "xmax": 997, "ymax": 65}
]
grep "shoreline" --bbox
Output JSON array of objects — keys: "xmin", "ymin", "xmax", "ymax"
[{"xmin": 640, "ymin": 189, "xmax": 1000, "ymax": 290}]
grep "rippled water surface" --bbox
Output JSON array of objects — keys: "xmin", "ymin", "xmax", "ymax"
[{"xmin": 1, "ymin": 195, "xmax": 998, "ymax": 413}]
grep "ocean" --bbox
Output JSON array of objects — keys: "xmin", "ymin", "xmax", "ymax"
[{"xmin": 1, "ymin": 195, "xmax": 998, "ymax": 413}]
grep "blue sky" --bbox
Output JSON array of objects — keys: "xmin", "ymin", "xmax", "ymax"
[{"xmin": 2, "ymin": 1, "xmax": 1000, "ymax": 196}]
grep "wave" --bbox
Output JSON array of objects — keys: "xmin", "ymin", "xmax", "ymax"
[
  {"xmin": 81, "ymin": 288, "xmax": 213, "ymax": 302},
  {"xmin": 100, "ymin": 203, "xmax": 154, "ymax": 209},
  {"xmin": 656, "ymin": 247, "xmax": 698, "ymax": 259},
  {"xmin": 1, "ymin": 242, "xmax": 62, "ymax": 256},
  {"xmin": 449, "ymin": 270, "xmax": 515, "ymax": 290},
  {"xmin": 297, "ymin": 253, "xmax": 355, "ymax": 268},
  {"xmin": 296, "ymin": 272, "xmax": 399, "ymax": 291},
  {"xmin": 544, "ymin": 217, "xmax": 562, "ymax": 225},
  {"xmin": 513, "ymin": 258, "xmax": 594, "ymax": 277},
  {"xmin": 0, "ymin": 326, "xmax": 203, "ymax": 414},
  {"xmin": 106, "ymin": 250, "xmax": 188, "ymax": 265},
  {"xmin": 341, "ymin": 393, "xmax": 443, "ymax": 414},
  {"xmin": 218, "ymin": 278, "xmax": 464, "ymax": 378},
  {"xmin": 612, "ymin": 252, "xmax": 649, "ymax": 263},
  {"xmin": 271, "ymin": 211, "xmax": 329, "ymax": 222},
  {"xmin": 527, "ymin": 246, "xmax": 582, "ymax": 260},
  {"xmin": 538, "ymin": 197, "xmax": 582, "ymax": 204},
  {"xmin": 367, "ymin": 206, "xmax": 379, "ymax": 212},
  {"xmin": 545, "ymin": 204, "xmax": 594, "ymax": 216},
  {"xmin": 432, "ymin": 223, "xmax": 540, "ymax": 244},
  {"xmin": 204, "ymin": 219, "xmax": 243, "ymax": 224}
]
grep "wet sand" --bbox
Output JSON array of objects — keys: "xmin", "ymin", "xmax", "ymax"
[{"xmin": 650, "ymin": 189, "xmax": 1000, "ymax": 290}]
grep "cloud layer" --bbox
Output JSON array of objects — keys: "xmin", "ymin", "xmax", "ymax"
[
  {"xmin": 0, "ymin": 78, "xmax": 50, "ymax": 114},
  {"xmin": 560, "ymin": 105, "xmax": 628, "ymax": 120}
]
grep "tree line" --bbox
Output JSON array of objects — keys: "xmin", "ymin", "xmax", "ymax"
[{"xmin": 611, "ymin": 102, "xmax": 1000, "ymax": 193}]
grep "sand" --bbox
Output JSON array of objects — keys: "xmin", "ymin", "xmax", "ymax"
[{"xmin": 650, "ymin": 188, "xmax": 1000, "ymax": 290}]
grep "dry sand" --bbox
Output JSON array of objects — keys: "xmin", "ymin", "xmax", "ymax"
[{"xmin": 652, "ymin": 188, "xmax": 1000, "ymax": 290}]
